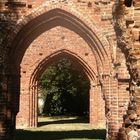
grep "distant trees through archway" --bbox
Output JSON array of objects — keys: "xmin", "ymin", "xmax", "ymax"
[{"xmin": 38, "ymin": 57, "xmax": 90, "ymax": 118}]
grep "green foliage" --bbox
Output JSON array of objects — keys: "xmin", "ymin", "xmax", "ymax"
[{"xmin": 39, "ymin": 58, "xmax": 90, "ymax": 116}]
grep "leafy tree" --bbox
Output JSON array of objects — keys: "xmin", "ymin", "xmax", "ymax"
[{"xmin": 39, "ymin": 58, "xmax": 90, "ymax": 116}]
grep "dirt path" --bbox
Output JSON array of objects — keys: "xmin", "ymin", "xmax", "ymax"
[{"xmin": 15, "ymin": 116, "xmax": 106, "ymax": 140}]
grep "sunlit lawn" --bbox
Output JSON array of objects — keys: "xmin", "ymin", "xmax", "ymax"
[{"xmin": 15, "ymin": 116, "xmax": 106, "ymax": 140}]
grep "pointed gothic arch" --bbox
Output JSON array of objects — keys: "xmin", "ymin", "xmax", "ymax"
[
  {"xmin": 26, "ymin": 49, "xmax": 102, "ymax": 128},
  {"xmin": 7, "ymin": 6, "xmax": 118, "ymax": 138}
]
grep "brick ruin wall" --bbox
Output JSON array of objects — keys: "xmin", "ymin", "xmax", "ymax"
[
  {"xmin": 113, "ymin": 0, "xmax": 140, "ymax": 139},
  {"xmin": 17, "ymin": 26, "xmax": 107, "ymax": 129},
  {"xmin": 0, "ymin": 0, "xmax": 140, "ymax": 140}
]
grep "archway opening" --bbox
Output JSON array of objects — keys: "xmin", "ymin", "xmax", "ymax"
[
  {"xmin": 37, "ymin": 57, "xmax": 90, "ymax": 126},
  {"xmin": 15, "ymin": 54, "xmax": 106, "ymax": 139},
  {"xmin": 11, "ymin": 8, "xmax": 109, "ymax": 139}
]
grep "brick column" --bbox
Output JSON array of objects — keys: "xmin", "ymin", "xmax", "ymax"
[
  {"xmin": 89, "ymin": 85, "xmax": 99, "ymax": 128},
  {"xmin": 16, "ymin": 80, "xmax": 30, "ymax": 128},
  {"xmin": 0, "ymin": 73, "xmax": 16, "ymax": 140},
  {"xmin": 90, "ymin": 82, "xmax": 106, "ymax": 129},
  {"xmin": 102, "ymin": 75, "xmax": 119, "ymax": 139},
  {"xmin": 17, "ymin": 82, "xmax": 38, "ymax": 128},
  {"xmin": 0, "ymin": 73, "xmax": 8, "ymax": 140}
]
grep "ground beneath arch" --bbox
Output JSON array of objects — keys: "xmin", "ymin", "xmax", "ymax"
[{"xmin": 15, "ymin": 116, "xmax": 106, "ymax": 140}]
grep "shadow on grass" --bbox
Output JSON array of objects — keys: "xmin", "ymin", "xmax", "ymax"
[
  {"xmin": 38, "ymin": 117, "xmax": 88, "ymax": 127},
  {"xmin": 15, "ymin": 129, "xmax": 106, "ymax": 140}
]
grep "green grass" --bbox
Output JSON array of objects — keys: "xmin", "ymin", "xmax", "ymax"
[
  {"xmin": 15, "ymin": 129, "xmax": 105, "ymax": 140},
  {"xmin": 15, "ymin": 116, "xmax": 106, "ymax": 140}
]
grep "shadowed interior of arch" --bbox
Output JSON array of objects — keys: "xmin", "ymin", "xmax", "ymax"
[
  {"xmin": 30, "ymin": 54, "xmax": 92, "ymax": 119},
  {"xmin": 37, "ymin": 57, "xmax": 90, "ymax": 117},
  {"xmin": 37, "ymin": 57, "xmax": 90, "ymax": 123}
]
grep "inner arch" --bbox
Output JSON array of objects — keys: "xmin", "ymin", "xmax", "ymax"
[
  {"xmin": 27, "ymin": 52, "xmax": 105, "ymax": 128},
  {"xmin": 16, "ymin": 25, "xmax": 106, "ymax": 129},
  {"xmin": 30, "ymin": 50, "xmax": 97, "ymax": 85}
]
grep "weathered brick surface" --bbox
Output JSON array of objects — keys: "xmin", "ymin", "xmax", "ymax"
[
  {"xmin": 1, "ymin": 0, "xmax": 140, "ymax": 140},
  {"xmin": 112, "ymin": 0, "xmax": 140, "ymax": 139}
]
